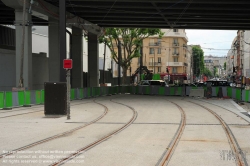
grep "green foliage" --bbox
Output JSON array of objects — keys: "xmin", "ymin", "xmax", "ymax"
[
  {"xmin": 192, "ymin": 46, "xmax": 204, "ymax": 76},
  {"xmin": 224, "ymin": 62, "xmax": 226, "ymax": 70},
  {"xmin": 203, "ymin": 67, "xmax": 213, "ymax": 77},
  {"xmin": 213, "ymin": 66, "xmax": 218, "ymax": 76},
  {"xmin": 99, "ymin": 28, "xmax": 164, "ymax": 69}
]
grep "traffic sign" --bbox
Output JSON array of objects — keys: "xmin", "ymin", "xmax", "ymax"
[{"xmin": 63, "ymin": 59, "xmax": 73, "ymax": 69}]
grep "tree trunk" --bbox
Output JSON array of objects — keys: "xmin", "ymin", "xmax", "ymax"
[{"xmin": 122, "ymin": 66, "xmax": 128, "ymax": 85}]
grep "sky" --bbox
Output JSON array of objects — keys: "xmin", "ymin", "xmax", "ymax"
[{"xmin": 186, "ymin": 30, "xmax": 237, "ymax": 57}]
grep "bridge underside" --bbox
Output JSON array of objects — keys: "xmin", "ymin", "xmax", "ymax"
[
  {"xmin": 1, "ymin": 0, "xmax": 250, "ymax": 30},
  {"xmin": 62, "ymin": 0, "xmax": 250, "ymax": 30}
]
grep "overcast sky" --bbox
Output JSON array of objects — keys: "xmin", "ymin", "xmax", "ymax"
[{"xmin": 186, "ymin": 30, "xmax": 237, "ymax": 57}]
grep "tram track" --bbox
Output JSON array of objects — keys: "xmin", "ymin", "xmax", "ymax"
[
  {"xmin": 0, "ymin": 96, "xmax": 121, "ymax": 118},
  {"xmin": 187, "ymin": 100, "xmax": 248, "ymax": 166},
  {"xmin": 191, "ymin": 98, "xmax": 250, "ymax": 124},
  {"xmin": 156, "ymin": 100, "xmax": 186, "ymax": 166},
  {"xmin": 50, "ymin": 99, "xmax": 138, "ymax": 166},
  {"xmin": 0, "ymin": 100, "xmax": 108, "ymax": 158}
]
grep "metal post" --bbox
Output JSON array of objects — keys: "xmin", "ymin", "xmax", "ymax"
[
  {"xmin": 118, "ymin": 40, "xmax": 121, "ymax": 86},
  {"xmin": 66, "ymin": 70, "xmax": 70, "ymax": 119},
  {"xmin": 139, "ymin": 45, "xmax": 143, "ymax": 82},
  {"xmin": 60, "ymin": 0, "xmax": 70, "ymax": 119},
  {"xmin": 66, "ymin": 29, "xmax": 72, "ymax": 84},
  {"xmin": 103, "ymin": 43, "xmax": 106, "ymax": 84},
  {"xmin": 59, "ymin": 0, "xmax": 66, "ymax": 82},
  {"xmin": 19, "ymin": 0, "xmax": 27, "ymax": 88}
]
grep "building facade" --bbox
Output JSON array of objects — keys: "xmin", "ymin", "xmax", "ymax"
[
  {"xmin": 243, "ymin": 31, "xmax": 250, "ymax": 78},
  {"xmin": 226, "ymin": 36, "xmax": 237, "ymax": 77},
  {"xmin": 204, "ymin": 55, "xmax": 227, "ymax": 78},
  {"xmin": 125, "ymin": 29, "xmax": 188, "ymax": 77}
]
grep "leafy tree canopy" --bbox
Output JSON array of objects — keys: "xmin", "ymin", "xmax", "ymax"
[
  {"xmin": 99, "ymin": 28, "xmax": 164, "ymax": 68},
  {"xmin": 203, "ymin": 67, "xmax": 213, "ymax": 77},
  {"xmin": 192, "ymin": 46, "xmax": 204, "ymax": 76}
]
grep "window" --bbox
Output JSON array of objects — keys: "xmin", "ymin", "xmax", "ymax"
[
  {"xmin": 173, "ymin": 29, "xmax": 178, "ymax": 32},
  {"xmin": 172, "ymin": 67, "xmax": 177, "ymax": 73},
  {"xmin": 150, "ymin": 58, "xmax": 154, "ymax": 62},
  {"xmin": 158, "ymin": 67, "xmax": 161, "ymax": 72},
  {"xmin": 174, "ymin": 48, "xmax": 179, "ymax": 54},
  {"xmin": 158, "ymin": 57, "xmax": 161, "ymax": 63},
  {"xmin": 173, "ymin": 38, "xmax": 178, "ymax": 44},
  {"xmin": 174, "ymin": 57, "xmax": 178, "ymax": 62},
  {"xmin": 157, "ymin": 38, "xmax": 162, "ymax": 45},
  {"xmin": 150, "ymin": 39, "xmax": 154, "ymax": 43},
  {"xmin": 158, "ymin": 48, "xmax": 161, "ymax": 54},
  {"xmin": 149, "ymin": 48, "xmax": 154, "ymax": 54}
]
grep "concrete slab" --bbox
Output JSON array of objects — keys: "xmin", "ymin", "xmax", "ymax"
[
  {"xmin": 168, "ymin": 125, "xmax": 235, "ymax": 166},
  {"xmin": 0, "ymin": 95, "xmax": 249, "ymax": 166}
]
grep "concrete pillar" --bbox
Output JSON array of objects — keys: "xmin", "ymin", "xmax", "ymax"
[
  {"xmin": 48, "ymin": 18, "xmax": 60, "ymax": 82},
  {"xmin": 88, "ymin": 33, "xmax": 99, "ymax": 87},
  {"xmin": 15, "ymin": 9, "xmax": 32, "ymax": 89},
  {"xmin": 72, "ymin": 27, "xmax": 83, "ymax": 88}
]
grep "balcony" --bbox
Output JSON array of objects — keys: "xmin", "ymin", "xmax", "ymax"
[
  {"xmin": 168, "ymin": 62, "xmax": 184, "ymax": 66},
  {"xmin": 148, "ymin": 62, "xmax": 162, "ymax": 66},
  {"xmin": 149, "ymin": 42, "xmax": 161, "ymax": 46},
  {"xmin": 172, "ymin": 52, "xmax": 179, "ymax": 56},
  {"xmin": 172, "ymin": 43, "xmax": 179, "ymax": 47}
]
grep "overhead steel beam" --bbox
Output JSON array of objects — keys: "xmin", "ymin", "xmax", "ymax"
[
  {"xmin": 1, "ymin": 0, "xmax": 102, "ymax": 35},
  {"xmin": 69, "ymin": 0, "xmax": 250, "ymax": 5}
]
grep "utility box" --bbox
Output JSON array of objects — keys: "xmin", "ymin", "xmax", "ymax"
[{"xmin": 44, "ymin": 82, "xmax": 67, "ymax": 115}]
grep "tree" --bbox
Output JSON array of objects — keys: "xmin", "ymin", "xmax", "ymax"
[
  {"xmin": 224, "ymin": 62, "xmax": 226, "ymax": 70},
  {"xmin": 192, "ymin": 46, "xmax": 204, "ymax": 77},
  {"xmin": 213, "ymin": 66, "xmax": 218, "ymax": 77},
  {"xmin": 99, "ymin": 28, "xmax": 164, "ymax": 84},
  {"xmin": 203, "ymin": 67, "xmax": 213, "ymax": 77}
]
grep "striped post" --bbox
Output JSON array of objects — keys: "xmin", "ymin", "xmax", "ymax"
[
  {"xmin": 159, "ymin": 87, "xmax": 165, "ymax": 95},
  {"xmin": 41, "ymin": 90, "xmax": 45, "ymax": 104},
  {"xmin": 87, "ymin": 88, "xmax": 92, "ymax": 98},
  {"xmin": 243, "ymin": 90, "xmax": 250, "ymax": 102},
  {"xmin": 227, "ymin": 87, "xmax": 232, "ymax": 98},
  {"xmin": 236, "ymin": 88, "xmax": 241, "ymax": 101},
  {"xmin": 70, "ymin": 89, "xmax": 75, "ymax": 100},
  {"xmin": 80, "ymin": 88, "xmax": 84, "ymax": 99},
  {"xmin": 24, "ymin": 91, "xmax": 31, "ymax": 106},
  {"xmin": 36, "ymin": 90, "xmax": 42, "ymax": 104},
  {"xmin": 170, "ymin": 87, "xmax": 175, "ymax": 95},
  {"xmin": 4, "ymin": 91, "xmax": 13, "ymax": 109},
  {"xmin": 0, "ymin": 92, "xmax": 4, "ymax": 109},
  {"xmin": 18, "ymin": 91, "xmax": 25, "ymax": 106}
]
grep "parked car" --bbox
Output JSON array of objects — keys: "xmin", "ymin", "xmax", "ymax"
[
  {"xmin": 203, "ymin": 80, "xmax": 230, "ymax": 86},
  {"xmin": 138, "ymin": 80, "xmax": 169, "ymax": 87},
  {"xmin": 189, "ymin": 82, "xmax": 204, "ymax": 87}
]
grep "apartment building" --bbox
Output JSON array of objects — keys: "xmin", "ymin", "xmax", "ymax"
[
  {"xmin": 204, "ymin": 55, "xmax": 227, "ymax": 77},
  {"xmin": 128, "ymin": 29, "xmax": 188, "ymax": 76},
  {"xmin": 226, "ymin": 36, "xmax": 237, "ymax": 76},
  {"xmin": 243, "ymin": 31, "xmax": 250, "ymax": 77}
]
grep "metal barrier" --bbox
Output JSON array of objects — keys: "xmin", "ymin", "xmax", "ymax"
[
  {"xmin": 0, "ymin": 86, "xmax": 246, "ymax": 110},
  {"xmin": 189, "ymin": 89, "xmax": 205, "ymax": 97}
]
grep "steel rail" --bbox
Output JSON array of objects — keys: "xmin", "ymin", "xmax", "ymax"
[
  {"xmin": 0, "ymin": 100, "xmax": 108, "ymax": 158},
  {"xmin": 188, "ymin": 100, "xmax": 248, "ymax": 166},
  {"xmin": 50, "ymin": 99, "xmax": 138, "ymax": 166},
  {"xmin": 157, "ymin": 100, "xmax": 186, "ymax": 166}
]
